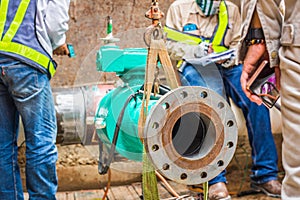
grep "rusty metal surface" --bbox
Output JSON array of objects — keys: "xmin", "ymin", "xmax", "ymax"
[{"xmin": 144, "ymin": 86, "xmax": 238, "ymax": 185}]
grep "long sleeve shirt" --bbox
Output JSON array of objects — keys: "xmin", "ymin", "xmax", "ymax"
[
  {"xmin": 165, "ymin": 0, "xmax": 241, "ymax": 61},
  {"xmin": 37, "ymin": 0, "xmax": 70, "ymax": 56}
]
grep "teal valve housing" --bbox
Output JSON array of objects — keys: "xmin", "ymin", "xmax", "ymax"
[
  {"xmin": 96, "ymin": 45, "xmax": 148, "ymax": 76},
  {"xmin": 95, "ymin": 45, "xmax": 156, "ymax": 161},
  {"xmin": 95, "ymin": 42, "xmax": 238, "ymax": 185}
]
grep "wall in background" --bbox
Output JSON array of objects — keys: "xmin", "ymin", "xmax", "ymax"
[{"xmin": 51, "ymin": 0, "xmax": 240, "ymax": 87}]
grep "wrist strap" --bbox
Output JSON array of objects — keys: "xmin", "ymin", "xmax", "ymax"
[{"xmin": 246, "ymin": 28, "xmax": 265, "ymax": 40}]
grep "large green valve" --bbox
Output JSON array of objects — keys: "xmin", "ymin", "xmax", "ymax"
[
  {"xmin": 95, "ymin": 45, "xmax": 156, "ymax": 161},
  {"xmin": 95, "ymin": 41, "xmax": 239, "ymax": 185}
]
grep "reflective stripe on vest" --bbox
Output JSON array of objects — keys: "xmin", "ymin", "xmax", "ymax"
[
  {"xmin": 163, "ymin": 26, "xmax": 203, "ymax": 45},
  {"xmin": 164, "ymin": 0, "xmax": 229, "ymax": 53},
  {"xmin": 0, "ymin": 0, "xmax": 56, "ymax": 77}
]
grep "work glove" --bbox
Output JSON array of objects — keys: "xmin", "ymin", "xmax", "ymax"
[
  {"xmin": 194, "ymin": 42, "xmax": 209, "ymax": 58},
  {"xmin": 221, "ymin": 50, "xmax": 237, "ymax": 68}
]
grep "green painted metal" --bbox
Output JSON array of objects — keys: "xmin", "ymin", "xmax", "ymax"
[
  {"xmin": 96, "ymin": 45, "xmax": 148, "ymax": 76},
  {"xmin": 95, "ymin": 45, "xmax": 158, "ymax": 161}
]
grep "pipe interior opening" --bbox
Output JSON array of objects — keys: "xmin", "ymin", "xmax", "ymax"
[{"xmin": 172, "ymin": 112, "xmax": 216, "ymax": 160}]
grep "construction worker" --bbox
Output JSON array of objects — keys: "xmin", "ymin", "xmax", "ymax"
[
  {"xmin": 165, "ymin": 0, "xmax": 281, "ymax": 199},
  {"xmin": 0, "ymin": 0, "xmax": 70, "ymax": 199},
  {"xmin": 239, "ymin": 1, "xmax": 300, "ymax": 199}
]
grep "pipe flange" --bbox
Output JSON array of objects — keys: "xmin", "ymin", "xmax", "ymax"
[{"xmin": 144, "ymin": 86, "xmax": 238, "ymax": 185}]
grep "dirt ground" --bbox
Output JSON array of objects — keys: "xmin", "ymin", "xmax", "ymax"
[{"xmin": 19, "ymin": 142, "xmax": 283, "ymax": 199}]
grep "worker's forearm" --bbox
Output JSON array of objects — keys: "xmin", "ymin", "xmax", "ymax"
[{"xmin": 244, "ymin": 43, "xmax": 266, "ymax": 69}]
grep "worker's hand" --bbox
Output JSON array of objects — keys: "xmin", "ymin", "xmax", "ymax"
[
  {"xmin": 194, "ymin": 42, "xmax": 209, "ymax": 58},
  {"xmin": 241, "ymin": 43, "xmax": 266, "ymax": 105},
  {"xmin": 53, "ymin": 43, "xmax": 69, "ymax": 56},
  {"xmin": 241, "ymin": 63, "xmax": 263, "ymax": 105}
]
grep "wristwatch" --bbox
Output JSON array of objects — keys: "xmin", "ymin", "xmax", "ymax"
[
  {"xmin": 246, "ymin": 28, "xmax": 265, "ymax": 40},
  {"xmin": 245, "ymin": 28, "xmax": 265, "ymax": 46}
]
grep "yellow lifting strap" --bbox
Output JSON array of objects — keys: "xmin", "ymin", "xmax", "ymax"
[
  {"xmin": 0, "ymin": 0, "xmax": 56, "ymax": 77},
  {"xmin": 164, "ymin": 0, "xmax": 229, "ymax": 53},
  {"xmin": 139, "ymin": 1, "xmax": 181, "ymax": 198},
  {"xmin": 138, "ymin": 37, "xmax": 181, "ymax": 139},
  {"xmin": 138, "ymin": 27, "xmax": 181, "ymax": 200}
]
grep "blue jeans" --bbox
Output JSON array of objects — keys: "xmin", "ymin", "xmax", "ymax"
[
  {"xmin": 0, "ymin": 61, "xmax": 58, "ymax": 199},
  {"xmin": 181, "ymin": 63, "xmax": 279, "ymax": 185}
]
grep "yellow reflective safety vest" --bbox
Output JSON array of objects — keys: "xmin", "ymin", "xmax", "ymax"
[
  {"xmin": 0, "ymin": 0, "xmax": 57, "ymax": 78},
  {"xmin": 164, "ymin": 0, "xmax": 229, "ymax": 53}
]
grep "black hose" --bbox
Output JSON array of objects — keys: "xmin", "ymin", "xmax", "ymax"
[{"xmin": 98, "ymin": 93, "xmax": 136, "ymax": 175}]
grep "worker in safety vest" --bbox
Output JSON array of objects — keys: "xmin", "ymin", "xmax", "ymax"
[
  {"xmin": 165, "ymin": 0, "xmax": 281, "ymax": 199},
  {"xmin": 239, "ymin": 0, "xmax": 300, "ymax": 199},
  {"xmin": 0, "ymin": 0, "xmax": 70, "ymax": 199}
]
